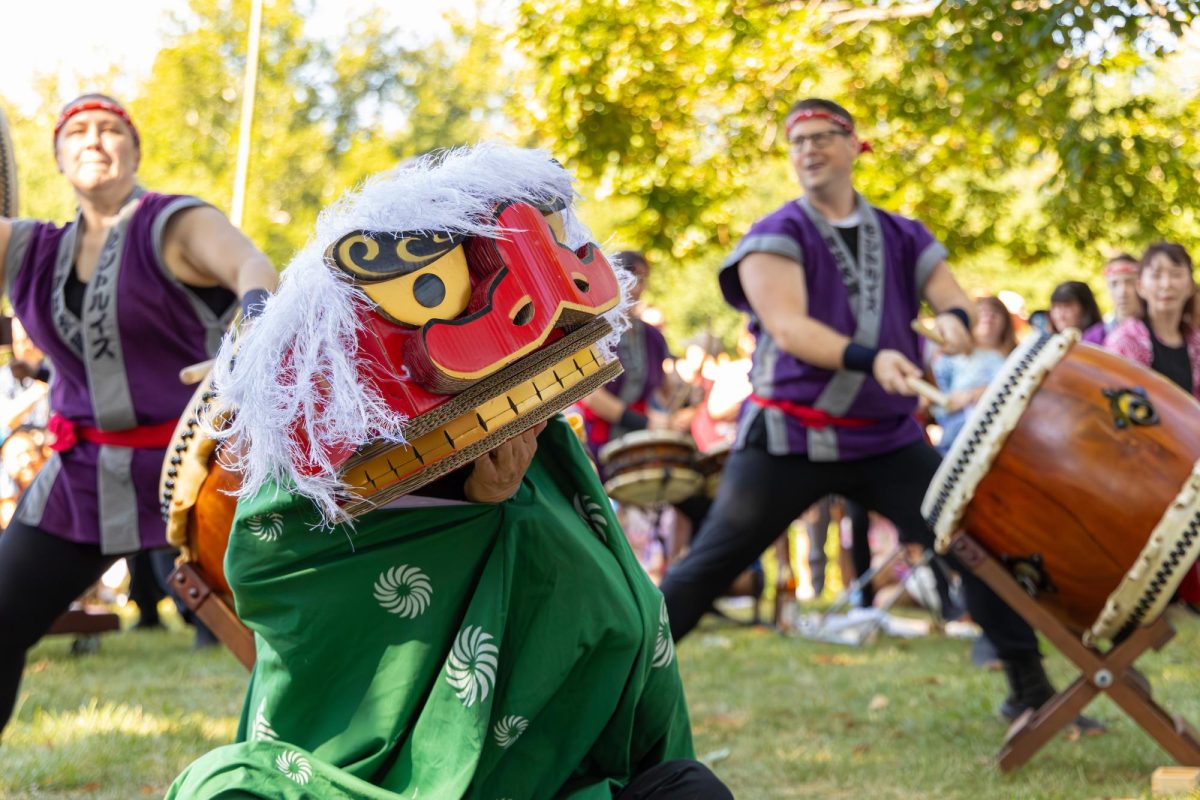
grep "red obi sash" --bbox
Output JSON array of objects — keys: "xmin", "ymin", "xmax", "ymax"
[
  {"xmin": 750, "ymin": 394, "xmax": 874, "ymax": 430},
  {"xmin": 48, "ymin": 413, "xmax": 178, "ymax": 452}
]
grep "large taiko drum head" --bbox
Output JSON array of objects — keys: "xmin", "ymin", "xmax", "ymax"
[
  {"xmin": 599, "ymin": 429, "xmax": 703, "ymax": 507},
  {"xmin": 923, "ymin": 331, "xmax": 1200, "ymax": 643}
]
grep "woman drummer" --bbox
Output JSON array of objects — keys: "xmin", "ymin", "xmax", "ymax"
[{"xmin": 0, "ymin": 94, "xmax": 277, "ymax": 736}]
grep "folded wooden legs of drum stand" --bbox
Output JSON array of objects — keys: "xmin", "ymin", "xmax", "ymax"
[
  {"xmin": 46, "ymin": 598, "xmax": 121, "ymax": 637},
  {"xmin": 948, "ymin": 532, "xmax": 1200, "ymax": 772},
  {"xmin": 169, "ymin": 562, "xmax": 256, "ymax": 670}
]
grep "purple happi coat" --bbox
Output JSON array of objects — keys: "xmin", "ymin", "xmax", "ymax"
[
  {"xmin": 719, "ymin": 194, "xmax": 947, "ymax": 461},
  {"xmin": 3, "ymin": 189, "xmax": 236, "ymax": 553}
]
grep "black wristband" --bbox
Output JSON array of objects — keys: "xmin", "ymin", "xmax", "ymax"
[
  {"xmin": 240, "ymin": 288, "xmax": 271, "ymax": 320},
  {"xmin": 939, "ymin": 307, "xmax": 970, "ymax": 331},
  {"xmin": 842, "ymin": 343, "xmax": 879, "ymax": 373},
  {"xmin": 34, "ymin": 364, "xmax": 52, "ymax": 383},
  {"xmin": 618, "ymin": 408, "xmax": 649, "ymax": 431}
]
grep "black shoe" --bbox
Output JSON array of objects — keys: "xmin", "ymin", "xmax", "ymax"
[
  {"xmin": 133, "ymin": 617, "xmax": 164, "ymax": 631},
  {"xmin": 1065, "ymin": 714, "xmax": 1108, "ymax": 737},
  {"xmin": 998, "ymin": 655, "xmax": 1055, "ymax": 720},
  {"xmin": 998, "ymin": 655, "xmax": 1107, "ymax": 734},
  {"xmin": 69, "ymin": 635, "xmax": 101, "ymax": 656}
]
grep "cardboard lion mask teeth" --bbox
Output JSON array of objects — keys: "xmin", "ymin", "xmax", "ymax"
[{"xmin": 206, "ymin": 143, "xmax": 634, "ymax": 522}]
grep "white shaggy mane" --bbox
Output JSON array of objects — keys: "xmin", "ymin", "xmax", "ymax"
[{"xmin": 207, "ymin": 143, "xmax": 633, "ymax": 523}]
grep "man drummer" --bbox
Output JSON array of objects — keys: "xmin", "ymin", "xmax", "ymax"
[
  {"xmin": 578, "ymin": 251, "xmax": 670, "ymax": 456},
  {"xmin": 660, "ymin": 97, "xmax": 1101, "ymax": 727}
]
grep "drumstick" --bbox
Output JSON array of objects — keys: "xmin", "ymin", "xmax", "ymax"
[
  {"xmin": 906, "ymin": 376, "xmax": 949, "ymax": 407},
  {"xmin": 179, "ymin": 359, "xmax": 214, "ymax": 386},
  {"xmin": 910, "ymin": 319, "xmax": 946, "ymax": 347}
]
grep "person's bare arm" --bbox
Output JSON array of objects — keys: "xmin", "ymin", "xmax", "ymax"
[
  {"xmin": 579, "ymin": 387, "xmax": 667, "ymax": 429},
  {"xmin": 160, "ymin": 205, "xmax": 277, "ymax": 297},
  {"xmin": 922, "ymin": 261, "xmax": 974, "ymax": 355},
  {"xmin": 738, "ymin": 251, "xmax": 920, "ymax": 396},
  {"xmin": 578, "ymin": 388, "xmax": 625, "ymax": 423}
]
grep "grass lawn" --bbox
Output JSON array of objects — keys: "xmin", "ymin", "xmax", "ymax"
[{"xmin": 2, "ymin": 606, "xmax": 1197, "ymax": 799}]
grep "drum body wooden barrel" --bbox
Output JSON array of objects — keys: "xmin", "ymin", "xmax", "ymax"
[
  {"xmin": 599, "ymin": 430, "xmax": 702, "ymax": 507},
  {"xmin": 924, "ymin": 331, "xmax": 1200, "ymax": 643},
  {"xmin": 185, "ymin": 458, "xmax": 240, "ymax": 595}
]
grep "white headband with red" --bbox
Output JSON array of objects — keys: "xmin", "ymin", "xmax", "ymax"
[
  {"xmin": 785, "ymin": 108, "xmax": 872, "ymax": 153},
  {"xmin": 53, "ymin": 98, "xmax": 140, "ymax": 149}
]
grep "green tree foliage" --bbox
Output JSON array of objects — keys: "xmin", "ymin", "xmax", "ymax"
[
  {"xmin": 513, "ymin": 0, "xmax": 1200, "ymax": 341},
  {"xmin": 5, "ymin": 1, "xmax": 1197, "ymax": 350},
  {"xmin": 2, "ymin": 0, "xmax": 502, "ymax": 270}
]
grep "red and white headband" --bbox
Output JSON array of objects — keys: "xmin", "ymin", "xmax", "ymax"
[
  {"xmin": 53, "ymin": 97, "xmax": 140, "ymax": 149},
  {"xmin": 784, "ymin": 108, "xmax": 872, "ymax": 153}
]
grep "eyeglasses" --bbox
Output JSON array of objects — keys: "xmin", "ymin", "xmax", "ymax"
[{"xmin": 787, "ymin": 129, "xmax": 851, "ymax": 151}]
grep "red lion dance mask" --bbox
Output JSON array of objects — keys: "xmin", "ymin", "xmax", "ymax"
[{"xmin": 195, "ymin": 145, "xmax": 631, "ymax": 523}]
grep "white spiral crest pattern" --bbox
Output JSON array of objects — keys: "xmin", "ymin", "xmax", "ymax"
[
  {"xmin": 251, "ymin": 699, "xmax": 278, "ymax": 742},
  {"xmin": 373, "ymin": 565, "xmax": 433, "ymax": 618},
  {"xmin": 493, "ymin": 715, "xmax": 529, "ymax": 748},
  {"xmin": 652, "ymin": 598, "xmax": 675, "ymax": 668},
  {"xmin": 573, "ymin": 493, "xmax": 608, "ymax": 541},
  {"xmin": 275, "ymin": 750, "xmax": 312, "ymax": 785},
  {"xmin": 445, "ymin": 625, "xmax": 499, "ymax": 707},
  {"xmin": 246, "ymin": 512, "xmax": 285, "ymax": 542}
]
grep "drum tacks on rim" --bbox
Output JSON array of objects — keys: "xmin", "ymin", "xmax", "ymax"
[{"xmin": 922, "ymin": 330, "xmax": 1200, "ymax": 645}]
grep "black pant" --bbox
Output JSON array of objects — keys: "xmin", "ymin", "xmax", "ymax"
[
  {"xmin": 660, "ymin": 438, "xmax": 1039, "ymax": 659},
  {"xmin": 127, "ymin": 550, "xmax": 167, "ymax": 625},
  {"xmin": 618, "ymin": 759, "xmax": 732, "ymax": 799},
  {"xmin": 0, "ymin": 520, "xmax": 118, "ymax": 735},
  {"xmin": 843, "ymin": 499, "xmax": 875, "ymax": 608}
]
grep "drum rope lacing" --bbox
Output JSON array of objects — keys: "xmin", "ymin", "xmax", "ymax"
[
  {"xmin": 924, "ymin": 332, "xmax": 1054, "ymax": 536},
  {"xmin": 1113, "ymin": 512, "xmax": 1200, "ymax": 641}
]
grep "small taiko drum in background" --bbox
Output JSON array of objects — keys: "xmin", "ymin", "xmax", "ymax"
[
  {"xmin": 923, "ymin": 330, "xmax": 1200, "ymax": 644},
  {"xmin": 696, "ymin": 441, "xmax": 732, "ymax": 500},
  {"xmin": 599, "ymin": 430, "xmax": 703, "ymax": 507}
]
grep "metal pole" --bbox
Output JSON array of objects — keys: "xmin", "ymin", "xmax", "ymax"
[{"xmin": 230, "ymin": 0, "xmax": 263, "ymax": 229}]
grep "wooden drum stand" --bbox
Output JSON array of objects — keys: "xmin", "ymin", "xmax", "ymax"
[{"xmin": 949, "ymin": 532, "xmax": 1200, "ymax": 771}]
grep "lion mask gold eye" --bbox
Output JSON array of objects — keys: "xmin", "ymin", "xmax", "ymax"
[
  {"xmin": 326, "ymin": 231, "xmax": 471, "ymax": 327},
  {"xmin": 533, "ymin": 197, "xmax": 567, "ymax": 243}
]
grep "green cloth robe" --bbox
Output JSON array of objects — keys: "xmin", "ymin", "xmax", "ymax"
[{"xmin": 167, "ymin": 418, "xmax": 694, "ymax": 799}]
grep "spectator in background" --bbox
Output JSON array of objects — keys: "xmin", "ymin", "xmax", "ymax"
[
  {"xmin": 1105, "ymin": 241, "xmax": 1200, "ymax": 609},
  {"xmin": 931, "ymin": 296, "xmax": 1018, "ymax": 453},
  {"xmin": 1049, "ymin": 281, "xmax": 1105, "ymax": 343},
  {"xmin": 1102, "ymin": 253, "xmax": 1142, "ymax": 334},
  {"xmin": 1106, "ymin": 242, "xmax": 1200, "ymax": 397},
  {"xmin": 1028, "ymin": 309, "xmax": 1051, "ymax": 335},
  {"xmin": 0, "ymin": 426, "xmax": 50, "ymax": 529}
]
